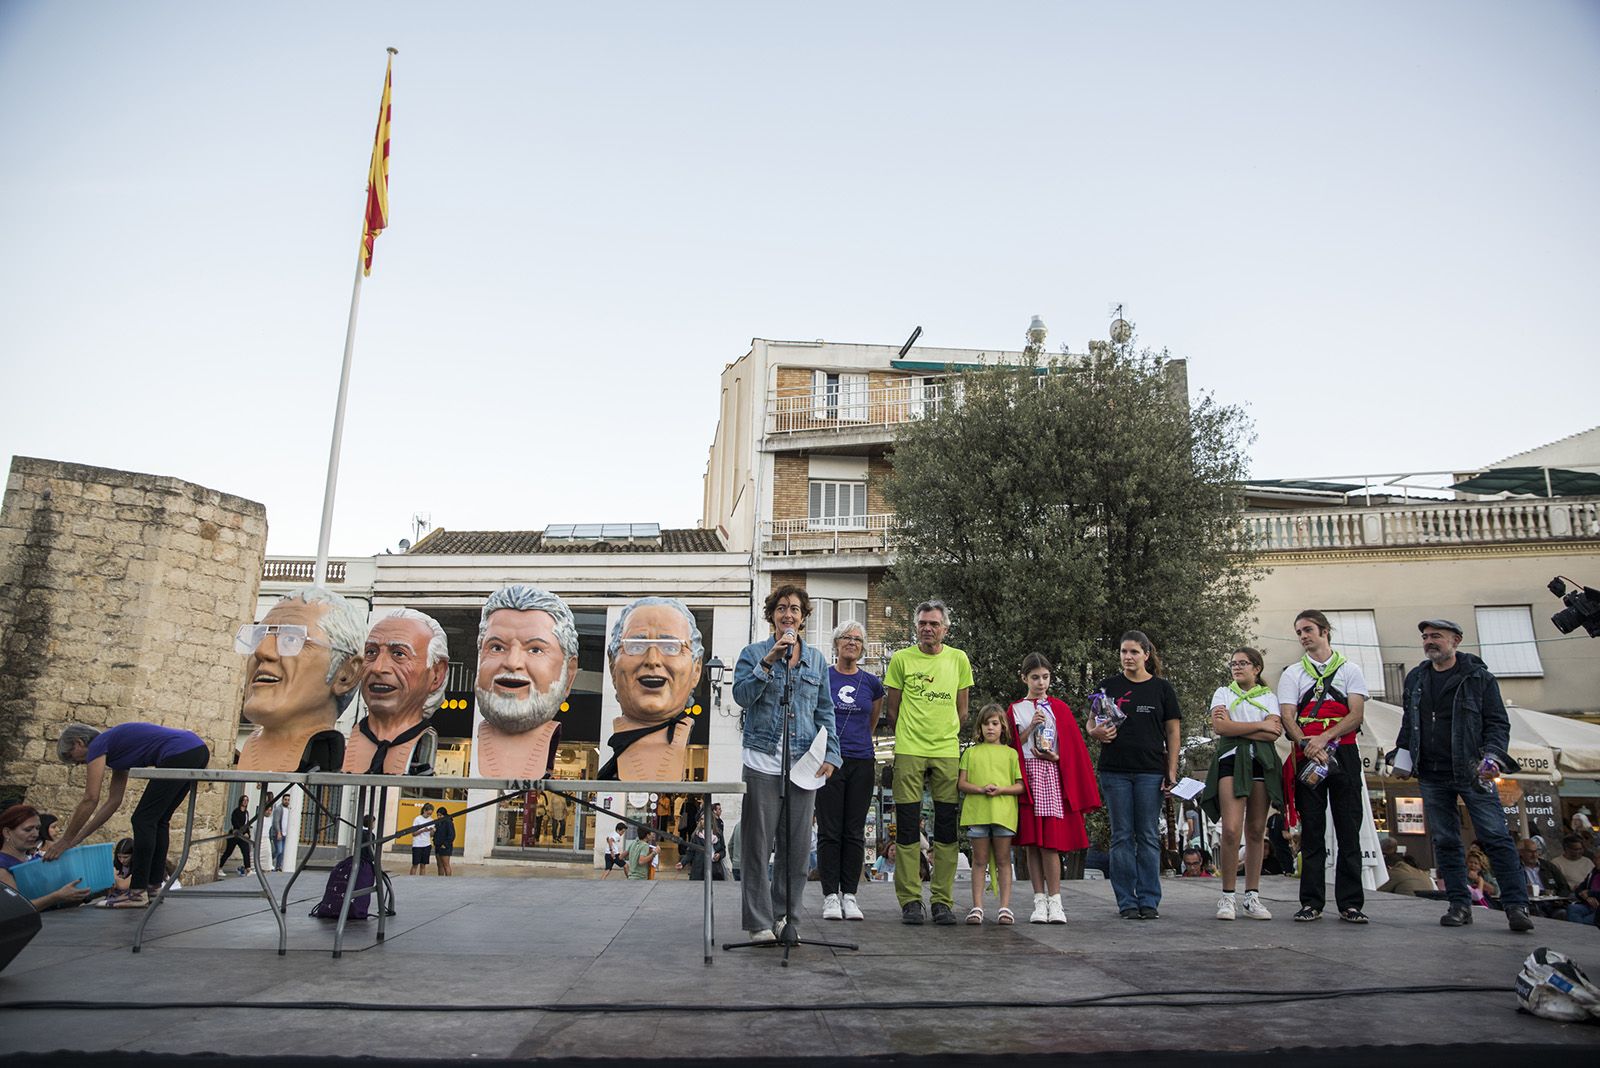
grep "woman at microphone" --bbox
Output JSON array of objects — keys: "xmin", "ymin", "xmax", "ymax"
[{"xmin": 732, "ymin": 585, "xmax": 840, "ymax": 945}]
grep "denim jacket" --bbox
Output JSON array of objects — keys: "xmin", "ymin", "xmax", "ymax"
[
  {"xmin": 733, "ymin": 637, "xmax": 841, "ymax": 769},
  {"xmin": 1394, "ymin": 651, "xmax": 1520, "ymax": 790}
]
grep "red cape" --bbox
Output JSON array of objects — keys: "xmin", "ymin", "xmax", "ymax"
[{"xmin": 1008, "ymin": 697, "xmax": 1102, "ymax": 850}]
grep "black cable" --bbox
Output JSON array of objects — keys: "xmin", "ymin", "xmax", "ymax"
[{"xmin": 0, "ymin": 983, "xmax": 1513, "ymax": 1015}]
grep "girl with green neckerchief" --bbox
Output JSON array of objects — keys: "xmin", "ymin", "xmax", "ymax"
[{"xmin": 1201, "ymin": 647, "xmax": 1284, "ymax": 921}]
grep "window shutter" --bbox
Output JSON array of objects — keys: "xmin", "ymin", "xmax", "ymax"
[{"xmin": 1473, "ymin": 606, "xmax": 1543, "ymax": 677}]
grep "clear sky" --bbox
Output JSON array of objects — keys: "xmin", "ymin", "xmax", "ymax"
[{"xmin": 2, "ymin": 1, "xmax": 1596, "ymax": 555}]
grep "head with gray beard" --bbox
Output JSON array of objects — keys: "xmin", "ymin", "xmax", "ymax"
[
  {"xmin": 475, "ymin": 659, "xmax": 571, "ymax": 733},
  {"xmin": 474, "ymin": 585, "xmax": 580, "ymax": 734}
]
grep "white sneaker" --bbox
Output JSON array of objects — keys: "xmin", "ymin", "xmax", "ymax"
[
  {"xmin": 841, "ymin": 893, "xmax": 864, "ymax": 921},
  {"xmin": 1241, "ymin": 892, "xmax": 1273, "ymax": 920},
  {"xmin": 1047, "ymin": 894, "xmax": 1067, "ymax": 924},
  {"xmin": 1216, "ymin": 894, "xmax": 1237, "ymax": 920},
  {"xmin": 747, "ymin": 929, "xmax": 777, "ymax": 944},
  {"xmin": 1029, "ymin": 893, "xmax": 1049, "ymax": 924},
  {"xmin": 822, "ymin": 893, "xmax": 843, "ymax": 921}
]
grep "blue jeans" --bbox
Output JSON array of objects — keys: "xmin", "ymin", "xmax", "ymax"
[
  {"xmin": 1100, "ymin": 770, "xmax": 1164, "ymax": 911},
  {"xmin": 1417, "ymin": 776, "xmax": 1527, "ymax": 909},
  {"xmin": 1568, "ymin": 902, "xmax": 1597, "ymax": 926}
]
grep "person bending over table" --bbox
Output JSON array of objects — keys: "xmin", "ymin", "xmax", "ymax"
[
  {"xmin": 47, "ymin": 721, "xmax": 211, "ymax": 909},
  {"xmin": 0, "ymin": 804, "xmax": 92, "ymax": 911}
]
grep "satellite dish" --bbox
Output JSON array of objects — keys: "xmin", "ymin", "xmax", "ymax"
[
  {"xmin": 398, "ymin": 538, "xmax": 412, "ymax": 551},
  {"xmin": 1109, "ymin": 319, "xmax": 1132, "ymax": 344}
]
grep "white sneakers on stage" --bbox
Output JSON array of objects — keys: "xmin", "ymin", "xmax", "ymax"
[
  {"xmin": 822, "ymin": 893, "xmax": 843, "ymax": 920},
  {"xmin": 1241, "ymin": 891, "xmax": 1273, "ymax": 920},
  {"xmin": 1029, "ymin": 893, "xmax": 1049, "ymax": 924},
  {"xmin": 841, "ymin": 893, "xmax": 864, "ymax": 921},
  {"xmin": 1216, "ymin": 893, "xmax": 1237, "ymax": 920}
]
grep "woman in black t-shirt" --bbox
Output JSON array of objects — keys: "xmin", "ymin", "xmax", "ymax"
[{"xmin": 1088, "ymin": 630, "xmax": 1182, "ymax": 920}]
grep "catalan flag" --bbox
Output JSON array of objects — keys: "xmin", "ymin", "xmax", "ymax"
[{"xmin": 361, "ymin": 53, "xmax": 394, "ymax": 276}]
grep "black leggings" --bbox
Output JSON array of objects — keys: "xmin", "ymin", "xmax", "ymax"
[
  {"xmin": 815, "ymin": 757, "xmax": 874, "ymax": 895},
  {"xmin": 218, "ymin": 834, "xmax": 252, "ymax": 871},
  {"xmin": 131, "ymin": 744, "xmax": 211, "ymax": 890}
]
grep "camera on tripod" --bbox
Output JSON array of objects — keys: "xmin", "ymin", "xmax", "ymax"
[{"xmin": 1548, "ymin": 576, "xmax": 1600, "ymax": 637}]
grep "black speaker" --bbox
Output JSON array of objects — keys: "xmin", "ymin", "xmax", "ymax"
[{"xmin": 0, "ymin": 882, "xmax": 42, "ymax": 974}]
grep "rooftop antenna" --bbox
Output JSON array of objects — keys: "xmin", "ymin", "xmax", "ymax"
[
  {"xmin": 412, "ymin": 512, "xmax": 431, "ymax": 545},
  {"xmin": 1108, "ymin": 303, "xmax": 1131, "ymax": 344},
  {"xmin": 897, "ymin": 326, "xmax": 923, "ymax": 358}
]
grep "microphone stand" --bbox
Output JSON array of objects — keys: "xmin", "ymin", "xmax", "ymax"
[{"xmin": 724, "ymin": 634, "xmax": 857, "ymax": 966}]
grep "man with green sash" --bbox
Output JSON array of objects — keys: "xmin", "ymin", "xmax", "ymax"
[{"xmin": 1276, "ymin": 610, "xmax": 1369, "ymax": 924}]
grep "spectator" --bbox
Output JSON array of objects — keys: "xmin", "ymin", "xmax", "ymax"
[
  {"xmin": 625, "ymin": 831, "xmax": 658, "ymax": 880},
  {"xmin": 1375, "ymin": 838, "xmax": 1434, "ymax": 896},
  {"xmin": 217, "ymin": 795, "xmax": 254, "ymax": 877},
  {"xmin": 0, "ymin": 804, "xmax": 92, "ymax": 911},
  {"xmin": 871, "ymin": 841, "xmax": 896, "ymax": 882},
  {"xmin": 1568, "ymin": 862, "xmax": 1600, "ymax": 926},
  {"xmin": 1518, "ymin": 838, "xmax": 1572, "ymax": 918},
  {"xmin": 1264, "ymin": 806, "xmax": 1296, "ymax": 876},
  {"xmin": 409, "ymin": 803, "xmax": 435, "ymax": 875},
  {"xmin": 1551, "ymin": 833, "xmax": 1596, "ymax": 893},
  {"xmin": 433, "ymin": 807, "xmax": 456, "ymax": 876},
  {"xmin": 727, "ymin": 818, "xmax": 741, "ymax": 882},
  {"xmin": 603, "ymin": 822, "xmax": 627, "ymax": 879},
  {"xmin": 268, "ymin": 798, "xmax": 291, "ymax": 873},
  {"xmin": 1180, "ymin": 848, "xmax": 1213, "ymax": 877}
]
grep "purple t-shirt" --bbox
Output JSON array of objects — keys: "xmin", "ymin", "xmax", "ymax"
[
  {"xmin": 829, "ymin": 667, "xmax": 884, "ymax": 761},
  {"xmin": 0, "ymin": 853, "xmax": 21, "ymax": 870},
  {"xmin": 85, "ymin": 723, "xmax": 206, "ymax": 770}
]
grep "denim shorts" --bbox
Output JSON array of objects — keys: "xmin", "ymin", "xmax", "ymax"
[{"xmin": 965, "ymin": 825, "xmax": 1015, "ymax": 839}]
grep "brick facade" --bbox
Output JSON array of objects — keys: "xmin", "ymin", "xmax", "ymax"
[{"xmin": 0, "ymin": 457, "xmax": 267, "ymax": 880}]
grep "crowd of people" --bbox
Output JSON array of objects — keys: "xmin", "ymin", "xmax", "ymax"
[{"xmin": 728, "ymin": 591, "xmax": 1583, "ymax": 941}]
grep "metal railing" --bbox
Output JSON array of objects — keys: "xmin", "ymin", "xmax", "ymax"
[
  {"xmin": 766, "ymin": 380, "xmax": 947, "ymax": 436},
  {"xmin": 761, "ymin": 514, "xmax": 897, "ymax": 556},
  {"xmin": 1242, "ymin": 497, "xmax": 1600, "ymax": 551}
]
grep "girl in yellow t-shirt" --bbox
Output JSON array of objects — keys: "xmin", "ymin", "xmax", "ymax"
[{"xmin": 958, "ymin": 705, "xmax": 1024, "ymax": 924}]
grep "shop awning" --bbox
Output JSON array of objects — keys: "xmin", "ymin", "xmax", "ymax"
[
  {"xmin": 1450, "ymin": 466, "xmax": 1600, "ymax": 497},
  {"xmin": 1356, "ymin": 699, "xmax": 1600, "ymax": 780}
]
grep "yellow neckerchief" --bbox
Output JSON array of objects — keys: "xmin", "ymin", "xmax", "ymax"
[
  {"xmin": 1299, "ymin": 650, "xmax": 1347, "ymax": 688},
  {"xmin": 1227, "ymin": 681, "xmax": 1275, "ymax": 718}
]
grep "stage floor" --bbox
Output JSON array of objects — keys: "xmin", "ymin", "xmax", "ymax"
[{"xmin": 2, "ymin": 872, "xmax": 1597, "ymax": 1060}]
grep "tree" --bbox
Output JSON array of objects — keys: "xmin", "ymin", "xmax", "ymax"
[{"xmin": 882, "ymin": 336, "xmax": 1261, "ymax": 739}]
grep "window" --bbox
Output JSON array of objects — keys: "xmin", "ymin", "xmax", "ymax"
[
  {"xmin": 811, "ymin": 371, "xmax": 868, "ymax": 422},
  {"xmin": 809, "ymin": 480, "xmax": 867, "ymax": 529},
  {"xmin": 1474, "ymin": 606, "xmax": 1543, "ymax": 677},
  {"xmin": 811, "ymin": 598, "xmax": 866, "ymax": 642},
  {"xmin": 908, "ymin": 376, "xmax": 943, "ymax": 418},
  {"xmin": 1322, "ymin": 610, "xmax": 1385, "ymax": 697}
]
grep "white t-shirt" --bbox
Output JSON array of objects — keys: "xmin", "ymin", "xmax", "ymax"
[
  {"xmin": 1209, "ymin": 686, "xmax": 1277, "ymax": 725},
  {"xmin": 411, "ymin": 814, "xmax": 433, "ymax": 849},
  {"xmin": 1275, "ymin": 656, "xmax": 1370, "ymax": 709},
  {"xmin": 605, "ymin": 831, "xmax": 624, "ymax": 858},
  {"xmin": 1011, "ymin": 698, "xmax": 1056, "ymax": 759}
]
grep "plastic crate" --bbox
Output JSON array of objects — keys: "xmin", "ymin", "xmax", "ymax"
[{"xmin": 8, "ymin": 842, "xmax": 117, "ymax": 899}]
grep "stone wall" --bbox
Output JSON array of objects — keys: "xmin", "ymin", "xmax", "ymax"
[{"xmin": 0, "ymin": 457, "xmax": 267, "ymax": 880}]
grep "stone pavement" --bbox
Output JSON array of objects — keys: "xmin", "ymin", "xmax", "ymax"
[{"xmin": 1, "ymin": 871, "xmax": 1597, "ymax": 1060}]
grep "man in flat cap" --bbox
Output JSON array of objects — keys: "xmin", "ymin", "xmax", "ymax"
[{"xmin": 1391, "ymin": 618, "xmax": 1534, "ymax": 932}]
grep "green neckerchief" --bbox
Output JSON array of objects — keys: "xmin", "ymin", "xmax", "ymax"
[
  {"xmin": 1227, "ymin": 682, "xmax": 1275, "ymax": 719},
  {"xmin": 1300, "ymin": 650, "xmax": 1346, "ymax": 686}
]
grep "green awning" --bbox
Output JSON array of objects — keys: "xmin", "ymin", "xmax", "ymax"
[
  {"xmin": 1248, "ymin": 478, "xmax": 1365, "ymax": 493},
  {"xmin": 1559, "ymin": 777, "xmax": 1600, "ymax": 799},
  {"xmin": 1450, "ymin": 467, "xmax": 1600, "ymax": 497}
]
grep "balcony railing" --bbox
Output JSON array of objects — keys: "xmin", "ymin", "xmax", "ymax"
[
  {"xmin": 1243, "ymin": 498, "xmax": 1600, "ymax": 551},
  {"xmin": 262, "ymin": 559, "xmax": 346, "ymax": 583},
  {"xmin": 761, "ymin": 514, "xmax": 897, "ymax": 556},
  {"xmin": 766, "ymin": 380, "xmax": 947, "ymax": 437}
]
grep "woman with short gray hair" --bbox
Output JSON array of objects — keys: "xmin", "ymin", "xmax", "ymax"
[{"xmin": 816, "ymin": 619, "xmax": 884, "ymax": 922}]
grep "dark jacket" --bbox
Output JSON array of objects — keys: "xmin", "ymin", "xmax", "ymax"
[{"xmin": 1394, "ymin": 651, "xmax": 1520, "ymax": 790}]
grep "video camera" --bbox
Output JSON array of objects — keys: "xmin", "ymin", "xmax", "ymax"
[{"xmin": 1548, "ymin": 576, "xmax": 1600, "ymax": 638}]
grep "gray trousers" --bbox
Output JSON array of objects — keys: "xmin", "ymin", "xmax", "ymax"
[{"xmin": 740, "ymin": 766, "xmax": 817, "ymax": 934}]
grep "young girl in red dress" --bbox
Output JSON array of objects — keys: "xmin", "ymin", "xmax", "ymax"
[{"xmin": 1008, "ymin": 653, "xmax": 1102, "ymax": 924}]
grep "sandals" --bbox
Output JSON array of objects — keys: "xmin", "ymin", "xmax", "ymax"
[
  {"xmin": 997, "ymin": 907, "xmax": 1015, "ymax": 925},
  {"xmin": 965, "ymin": 906, "xmax": 984, "ymax": 925}
]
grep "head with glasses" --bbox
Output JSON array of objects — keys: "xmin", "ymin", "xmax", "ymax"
[
  {"xmin": 1227, "ymin": 647, "xmax": 1265, "ymax": 688},
  {"xmin": 362, "ymin": 608, "xmax": 450, "ymax": 732},
  {"xmin": 235, "ymin": 586, "xmax": 365, "ymax": 770},
  {"xmin": 832, "ymin": 619, "xmax": 867, "ymax": 668},
  {"xmin": 608, "ymin": 596, "xmax": 703, "ymax": 726},
  {"xmin": 475, "ymin": 585, "xmax": 579, "ymax": 734}
]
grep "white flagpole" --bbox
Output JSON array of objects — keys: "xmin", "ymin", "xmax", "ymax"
[{"xmin": 313, "ymin": 243, "xmax": 367, "ymax": 588}]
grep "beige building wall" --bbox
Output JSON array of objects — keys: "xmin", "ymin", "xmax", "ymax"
[
  {"xmin": 0, "ymin": 457, "xmax": 266, "ymax": 879},
  {"xmin": 1250, "ymin": 544, "xmax": 1600, "ymax": 715}
]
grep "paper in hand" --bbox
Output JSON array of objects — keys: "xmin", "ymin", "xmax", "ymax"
[
  {"xmin": 790, "ymin": 728, "xmax": 830, "ymax": 790},
  {"xmin": 1168, "ymin": 776, "xmax": 1206, "ymax": 801},
  {"xmin": 1391, "ymin": 749, "xmax": 1413, "ymax": 775}
]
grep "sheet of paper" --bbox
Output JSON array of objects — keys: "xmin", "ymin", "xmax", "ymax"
[
  {"xmin": 790, "ymin": 728, "xmax": 829, "ymax": 790},
  {"xmin": 1391, "ymin": 749, "xmax": 1413, "ymax": 775},
  {"xmin": 1169, "ymin": 776, "xmax": 1206, "ymax": 801}
]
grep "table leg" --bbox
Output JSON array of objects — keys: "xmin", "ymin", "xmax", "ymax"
[
  {"xmin": 133, "ymin": 785, "xmax": 197, "ymax": 953},
  {"xmin": 252, "ymin": 781, "xmax": 288, "ymax": 955},
  {"xmin": 374, "ymin": 786, "xmax": 390, "ymax": 942},
  {"xmin": 332, "ymin": 785, "xmax": 366, "ymax": 959},
  {"xmin": 703, "ymin": 789, "xmax": 714, "ymax": 964}
]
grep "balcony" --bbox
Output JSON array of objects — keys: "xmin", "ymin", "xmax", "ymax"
[
  {"xmin": 765, "ymin": 380, "xmax": 945, "ymax": 442},
  {"xmin": 1243, "ymin": 497, "xmax": 1600, "ymax": 552},
  {"xmin": 262, "ymin": 559, "xmax": 347, "ymax": 583},
  {"xmin": 761, "ymin": 515, "xmax": 896, "ymax": 560}
]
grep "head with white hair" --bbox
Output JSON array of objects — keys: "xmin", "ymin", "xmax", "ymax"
[
  {"xmin": 475, "ymin": 585, "xmax": 579, "ymax": 734},
  {"xmin": 362, "ymin": 608, "xmax": 451, "ymax": 731},
  {"xmin": 608, "ymin": 597, "xmax": 704, "ymax": 726},
  {"xmin": 243, "ymin": 586, "xmax": 366, "ymax": 726}
]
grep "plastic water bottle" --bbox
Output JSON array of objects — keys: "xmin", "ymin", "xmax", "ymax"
[{"xmin": 1034, "ymin": 699, "xmax": 1056, "ymax": 754}]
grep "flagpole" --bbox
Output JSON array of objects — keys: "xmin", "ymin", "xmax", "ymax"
[
  {"xmin": 313, "ymin": 46, "xmax": 395, "ymax": 589},
  {"xmin": 312, "ymin": 242, "xmax": 368, "ymax": 588}
]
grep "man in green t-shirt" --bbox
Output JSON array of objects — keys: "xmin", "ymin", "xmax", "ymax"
[
  {"xmin": 625, "ymin": 831, "xmax": 658, "ymax": 880},
  {"xmin": 884, "ymin": 599, "xmax": 973, "ymax": 926}
]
